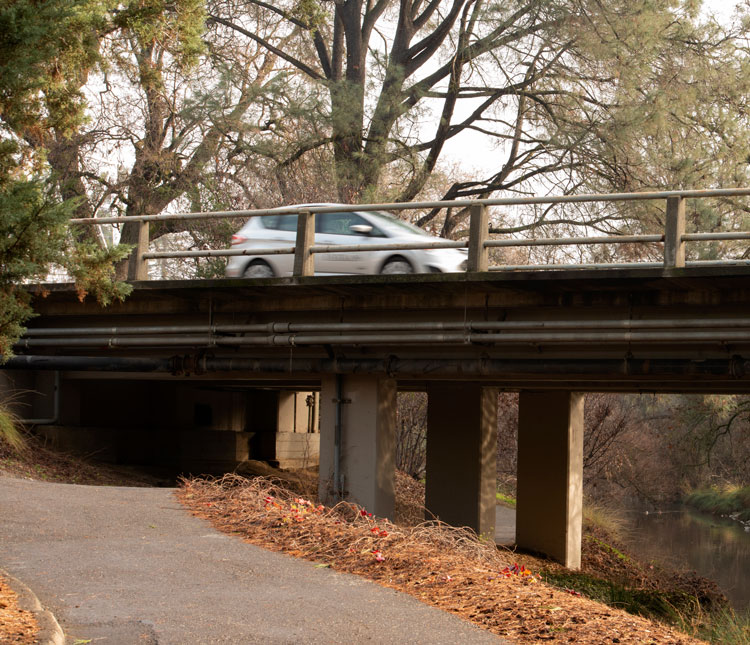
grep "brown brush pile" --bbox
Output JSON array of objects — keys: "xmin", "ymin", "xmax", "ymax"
[{"xmin": 178, "ymin": 474, "xmax": 704, "ymax": 644}]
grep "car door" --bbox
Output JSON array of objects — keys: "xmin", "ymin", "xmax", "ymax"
[
  {"xmin": 314, "ymin": 212, "xmax": 387, "ymax": 274},
  {"xmin": 255, "ymin": 214, "xmax": 297, "ymax": 275}
]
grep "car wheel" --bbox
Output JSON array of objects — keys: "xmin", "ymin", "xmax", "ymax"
[
  {"xmin": 380, "ymin": 258, "xmax": 414, "ymax": 274},
  {"xmin": 243, "ymin": 261, "xmax": 275, "ymax": 278}
]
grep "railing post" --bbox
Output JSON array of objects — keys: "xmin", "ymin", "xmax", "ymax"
[
  {"xmin": 293, "ymin": 210, "xmax": 315, "ymax": 276},
  {"xmin": 467, "ymin": 203, "xmax": 489, "ymax": 272},
  {"xmin": 134, "ymin": 219, "xmax": 150, "ymax": 280},
  {"xmin": 664, "ymin": 196, "xmax": 685, "ymax": 268}
]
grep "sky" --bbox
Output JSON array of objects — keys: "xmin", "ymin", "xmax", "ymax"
[
  {"xmin": 441, "ymin": 0, "xmax": 747, "ymax": 183},
  {"xmin": 706, "ymin": 0, "xmax": 743, "ymax": 21}
]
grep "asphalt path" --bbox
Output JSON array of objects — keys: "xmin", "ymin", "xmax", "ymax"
[
  {"xmin": 0, "ymin": 476, "xmax": 506, "ymax": 644},
  {"xmin": 495, "ymin": 506, "xmax": 516, "ymax": 546}
]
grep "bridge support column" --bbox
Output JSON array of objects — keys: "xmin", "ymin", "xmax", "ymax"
[
  {"xmin": 318, "ymin": 375, "xmax": 396, "ymax": 518},
  {"xmin": 425, "ymin": 384, "xmax": 498, "ymax": 538},
  {"xmin": 516, "ymin": 391, "xmax": 584, "ymax": 569}
]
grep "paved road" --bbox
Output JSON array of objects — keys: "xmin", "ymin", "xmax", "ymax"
[
  {"xmin": 0, "ymin": 476, "xmax": 505, "ymax": 644},
  {"xmin": 495, "ymin": 506, "xmax": 516, "ymax": 546}
]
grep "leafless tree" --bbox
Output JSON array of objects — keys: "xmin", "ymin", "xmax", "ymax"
[{"xmin": 396, "ymin": 392, "xmax": 427, "ymax": 479}]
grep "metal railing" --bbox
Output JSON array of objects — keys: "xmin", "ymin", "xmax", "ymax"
[{"xmin": 69, "ymin": 188, "xmax": 750, "ymax": 280}]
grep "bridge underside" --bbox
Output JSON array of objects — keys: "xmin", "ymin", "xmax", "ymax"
[{"xmin": 5, "ymin": 266, "xmax": 750, "ymax": 568}]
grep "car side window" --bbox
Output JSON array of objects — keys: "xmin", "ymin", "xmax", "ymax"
[
  {"xmin": 317, "ymin": 212, "xmax": 385, "ymax": 236},
  {"xmin": 259, "ymin": 215, "xmax": 298, "ymax": 231}
]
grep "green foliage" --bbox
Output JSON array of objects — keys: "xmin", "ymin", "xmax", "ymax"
[
  {"xmin": 0, "ymin": 173, "xmax": 70, "ymax": 356},
  {"xmin": 495, "ymin": 492, "xmax": 516, "ymax": 507},
  {"xmin": 566, "ymin": 6, "xmax": 750, "ymax": 244},
  {"xmin": 191, "ymin": 258, "xmax": 228, "ymax": 280},
  {"xmin": 113, "ymin": 0, "xmax": 206, "ymax": 68},
  {"xmin": 542, "ymin": 569, "xmax": 687, "ymax": 622},
  {"xmin": 685, "ymin": 485, "xmax": 750, "ymax": 520},
  {"xmin": 543, "ymin": 565, "xmax": 750, "ymax": 642},
  {"xmin": 0, "ymin": 175, "xmax": 69, "ymax": 279},
  {"xmin": 0, "ymin": 0, "xmax": 133, "ymax": 357},
  {"xmin": 680, "ymin": 606, "xmax": 750, "ymax": 645},
  {"xmin": 0, "ymin": 168, "xmax": 133, "ymax": 357},
  {"xmin": 586, "ymin": 534, "xmax": 631, "ymax": 564},
  {"xmin": 0, "ymin": 0, "xmax": 107, "ymax": 135},
  {"xmin": 542, "ymin": 519, "xmax": 749, "ymax": 641},
  {"xmin": 66, "ymin": 241, "xmax": 133, "ymax": 304},
  {"xmin": 293, "ymin": 0, "xmax": 326, "ymax": 32}
]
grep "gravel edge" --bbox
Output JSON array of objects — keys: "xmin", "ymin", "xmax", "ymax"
[{"xmin": 1, "ymin": 569, "xmax": 65, "ymax": 645}]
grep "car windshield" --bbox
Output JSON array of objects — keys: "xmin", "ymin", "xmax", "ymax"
[{"xmin": 367, "ymin": 211, "xmax": 433, "ymax": 237}]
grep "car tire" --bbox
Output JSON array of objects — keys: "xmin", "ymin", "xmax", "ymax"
[
  {"xmin": 243, "ymin": 260, "xmax": 275, "ymax": 278},
  {"xmin": 380, "ymin": 258, "xmax": 414, "ymax": 274}
]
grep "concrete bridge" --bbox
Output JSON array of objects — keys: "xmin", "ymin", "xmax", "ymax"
[{"xmin": 5, "ymin": 263, "xmax": 750, "ymax": 569}]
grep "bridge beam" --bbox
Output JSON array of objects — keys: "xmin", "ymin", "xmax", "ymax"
[
  {"xmin": 516, "ymin": 391, "xmax": 584, "ymax": 569},
  {"xmin": 425, "ymin": 383, "xmax": 498, "ymax": 538},
  {"xmin": 318, "ymin": 375, "xmax": 396, "ymax": 518}
]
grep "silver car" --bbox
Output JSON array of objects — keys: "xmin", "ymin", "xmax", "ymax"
[{"xmin": 225, "ymin": 204, "xmax": 468, "ymax": 278}]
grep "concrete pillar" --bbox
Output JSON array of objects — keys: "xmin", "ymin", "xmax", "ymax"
[
  {"xmin": 516, "ymin": 391, "xmax": 584, "ymax": 569},
  {"xmin": 425, "ymin": 383, "xmax": 498, "ymax": 538},
  {"xmin": 319, "ymin": 375, "xmax": 396, "ymax": 518}
]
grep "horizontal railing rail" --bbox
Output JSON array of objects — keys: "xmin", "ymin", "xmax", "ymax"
[
  {"xmin": 484, "ymin": 234, "xmax": 664, "ymax": 247},
  {"xmin": 143, "ymin": 246, "xmax": 296, "ymax": 260},
  {"xmin": 67, "ymin": 188, "xmax": 750, "ymax": 280}
]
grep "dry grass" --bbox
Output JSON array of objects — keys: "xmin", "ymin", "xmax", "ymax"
[
  {"xmin": 0, "ymin": 404, "xmax": 26, "ymax": 454},
  {"xmin": 0, "ymin": 431, "xmax": 166, "ymax": 487},
  {"xmin": 178, "ymin": 474, "xmax": 706, "ymax": 644}
]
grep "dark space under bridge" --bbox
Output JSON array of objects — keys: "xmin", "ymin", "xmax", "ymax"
[{"xmin": 4, "ymin": 188, "xmax": 750, "ymax": 569}]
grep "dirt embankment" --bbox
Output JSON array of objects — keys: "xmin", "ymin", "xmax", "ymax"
[{"xmin": 178, "ymin": 472, "xmax": 708, "ymax": 644}]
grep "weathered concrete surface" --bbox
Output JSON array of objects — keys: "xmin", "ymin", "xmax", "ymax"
[
  {"xmin": 0, "ymin": 476, "xmax": 505, "ymax": 645},
  {"xmin": 13, "ymin": 266, "xmax": 750, "ymax": 392},
  {"xmin": 517, "ymin": 392, "xmax": 584, "ymax": 569},
  {"xmin": 319, "ymin": 375, "xmax": 396, "ymax": 517},
  {"xmin": 495, "ymin": 506, "xmax": 516, "ymax": 546},
  {"xmin": 425, "ymin": 383, "xmax": 498, "ymax": 538}
]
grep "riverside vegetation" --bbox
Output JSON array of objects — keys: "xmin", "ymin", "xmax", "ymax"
[{"xmin": 685, "ymin": 486, "xmax": 750, "ymax": 525}]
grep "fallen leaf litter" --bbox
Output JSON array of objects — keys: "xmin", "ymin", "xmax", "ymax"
[{"xmin": 178, "ymin": 474, "xmax": 705, "ymax": 644}]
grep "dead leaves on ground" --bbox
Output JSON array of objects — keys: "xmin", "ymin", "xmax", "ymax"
[{"xmin": 178, "ymin": 475, "xmax": 704, "ymax": 644}]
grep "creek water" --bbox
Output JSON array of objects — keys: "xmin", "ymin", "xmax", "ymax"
[{"xmin": 621, "ymin": 507, "xmax": 750, "ymax": 612}]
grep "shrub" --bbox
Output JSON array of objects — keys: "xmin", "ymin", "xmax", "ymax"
[{"xmin": 0, "ymin": 404, "xmax": 25, "ymax": 454}]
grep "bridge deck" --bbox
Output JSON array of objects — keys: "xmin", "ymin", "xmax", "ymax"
[{"xmin": 13, "ymin": 266, "xmax": 750, "ymax": 392}]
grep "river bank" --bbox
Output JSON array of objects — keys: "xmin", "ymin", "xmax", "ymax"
[
  {"xmin": 508, "ymin": 507, "xmax": 749, "ymax": 643},
  {"xmin": 685, "ymin": 485, "xmax": 750, "ymax": 525},
  {"xmin": 621, "ymin": 506, "xmax": 750, "ymax": 614}
]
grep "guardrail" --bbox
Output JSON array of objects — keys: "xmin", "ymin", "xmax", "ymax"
[{"xmin": 69, "ymin": 188, "xmax": 750, "ymax": 280}]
